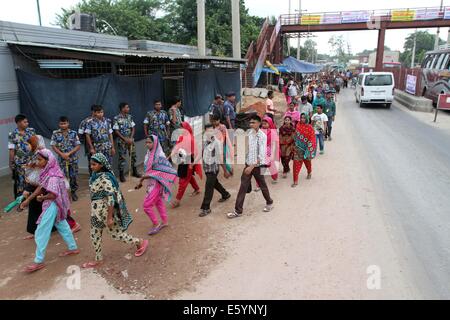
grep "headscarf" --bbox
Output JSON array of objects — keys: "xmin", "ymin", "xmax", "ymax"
[
  {"xmin": 174, "ymin": 122, "xmax": 203, "ymax": 179},
  {"xmin": 90, "ymin": 153, "xmax": 133, "ymax": 230},
  {"xmin": 144, "ymin": 135, "xmax": 178, "ymax": 202},
  {"xmin": 37, "ymin": 149, "xmax": 70, "ymax": 224},
  {"xmin": 262, "ymin": 116, "xmax": 280, "ymax": 170},
  {"xmin": 279, "ymin": 116, "xmax": 295, "ymax": 137},
  {"xmin": 294, "ymin": 119, "xmax": 317, "ymax": 160}
]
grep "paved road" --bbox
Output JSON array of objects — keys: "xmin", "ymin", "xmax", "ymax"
[
  {"xmin": 177, "ymin": 88, "xmax": 450, "ymax": 300},
  {"xmin": 343, "ymin": 89, "xmax": 450, "ymax": 299}
]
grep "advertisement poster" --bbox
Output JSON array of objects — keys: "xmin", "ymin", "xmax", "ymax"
[
  {"xmin": 391, "ymin": 10, "xmax": 416, "ymax": 22},
  {"xmin": 405, "ymin": 74, "xmax": 417, "ymax": 95},
  {"xmin": 341, "ymin": 11, "xmax": 370, "ymax": 23}
]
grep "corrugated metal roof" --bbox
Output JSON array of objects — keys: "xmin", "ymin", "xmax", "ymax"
[{"xmin": 4, "ymin": 40, "xmax": 247, "ymax": 63}]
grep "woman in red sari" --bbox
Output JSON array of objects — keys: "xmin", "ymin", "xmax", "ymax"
[
  {"xmin": 292, "ymin": 113, "xmax": 317, "ymax": 188},
  {"xmin": 170, "ymin": 122, "xmax": 203, "ymax": 208}
]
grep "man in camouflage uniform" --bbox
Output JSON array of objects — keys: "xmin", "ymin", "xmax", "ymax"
[
  {"xmin": 85, "ymin": 105, "xmax": 115, "ymax": 166},
  {"xmin": 144, "ymin": 99, "xmax": 171, "ymax": 156},
  {"xmin": 51, "ymin": 116, "xmax": 81, "ymax": 201},
  {"xmin": 113, "ymin": 102, "xmax": 141, "ymax": 183},
  {"xmin": 8, "ymin": 114, "xmax": 36, "ymax": 198},
  {"xmin": 78, "ymin": 106, "xmax": 94, "ymax": 175}
]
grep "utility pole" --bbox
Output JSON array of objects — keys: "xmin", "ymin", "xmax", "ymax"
[
  {"xmin": 288, "ymin": 0, "xmax": 291, "ymax": 56},
  {"xmin": 435, "ymin": 0, "xmax": 444, "ymax": 50},
  {"xmin": 197, "ymin": 0, "xmax": 206, "ymax": 56},
  {"xmin": 231, "ymin": 0, "xmax": 241, "ymax": 59},
  {"xmin": 297, "ymin": 0, "xmax": 302, "ymax": 61},
  {"xmin": 411, "ymin": 29, "xmax": 417, "ymax": 68},
  {"xmin": 36, "ymin": 0, "xmax": 42, "ymax": 26}
]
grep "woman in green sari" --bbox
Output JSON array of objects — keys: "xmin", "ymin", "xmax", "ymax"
[{"xmin": 82, "ymin": 153, "xmax": 148, "ymax": 269}]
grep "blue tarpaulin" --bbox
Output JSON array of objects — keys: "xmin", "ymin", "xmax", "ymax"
[
  {"xmin": 261, "ymin": 65, "xmax": 292, "ymax": 74},
  {"xmin": 282, "ymin": 57, "xmax": 321, "ymax": 74}
]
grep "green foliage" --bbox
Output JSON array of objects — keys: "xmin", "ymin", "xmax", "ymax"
[
  {"xmin": 55, "ymin": 0, "xmax": 264, "ymax": 57},
  {"xmin": 399, "ymin": 30, "xmax": 445, "ymax": 67},
  {"xmin": 328, "ymin": 35, "xmax": 349, "ymax": 64}
]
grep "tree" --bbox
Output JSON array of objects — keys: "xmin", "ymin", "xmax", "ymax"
[
  {"xmin": 55, "ymin": 0, "xmax": 172, "ymax": 41},
  {"xmin": 400, "ymin": 31, "xmax": 445, "ymax": 67},
  {"xmin": 302, "ymin": 39, "xmax": 317, "ymax": 63},
  {"xmin": 167, "ymin": 0, "xmax": 264, "ymax": 57},
  {"xmin": 328, "ymin": 35, "xmax": 349, "ymax": 64}
]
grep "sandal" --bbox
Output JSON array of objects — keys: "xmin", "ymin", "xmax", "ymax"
[
  {"xmin": 291, "ymin": 183, "xmax": 298, "ymax": 188},
  {"xmin": 59, "ymin": 249, "xmax": 80, "ymax": 257},
  {"xmin": 135, "ymin": 240, "xmax": 149, "ymax": 257},
  {"xmin": 71, "ymin": 223, "xmax": 82, "ymax": 234},
  {"xmin": 191, "ymin": 190, "xmax": 201, "ymax": 197},
  {"xmin": 148, "ymin": 225, "xmax": 162, "ymax": 236},
  {"xmin": 23, "ymin": 235, "xmax": 34, "ymax": 240},
  {"xmin": 24, "ymin": 263, "xmax": 45, "ymax": 273},
  {"xmin": 82, "ymin": 261, "xmax": 102, "ymax": 269},
  {"xmin": 171, "ymin": 201, "xmax": 180, "ymax": 209},
  {"xmin": 307, "ymin": 174, "xmax": 312, "ymax": 180},
  {"xmin": 227, "ymin": 211, "xmax": 242, "ymax": 219}
]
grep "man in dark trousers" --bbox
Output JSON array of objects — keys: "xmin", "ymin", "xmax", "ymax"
[{"xmin": 227, "ymin": 115, "xmax": 274, "ymax": 219}]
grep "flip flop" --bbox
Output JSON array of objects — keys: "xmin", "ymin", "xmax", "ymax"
[
  {"xmin": 71, "ymin": 224, "xmax": 82, "ymax": 234},
  {"xmin": 171, "ymin": 202, "xmax": 180, "ymax": 209},
  {"xmin": 82, "ymin": 261, "xmax": 102, "ymax": 269},
  {"xmin": 23, "ymin": 235, "xmax": 34, "ymax": 240},
  {"xmin": 59, "ymin": 249, "xmax": 80, "ymax": 257},
  {"xmin": 148, "ymin": 225, "xmax": 162, "ymax": 236},
  {"xmin": 24, "ymin": 263, "xmax": 45, "ymax": 273},
  {"xmin": 191, "ymin": 190, "xmax": 201, "ymax": 197},
  {"xmin": 135, "ymin": 240, "xmax": 149, "ymax": 257}
]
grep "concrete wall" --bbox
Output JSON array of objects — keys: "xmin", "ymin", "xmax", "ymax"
[{"xmin": 0, "ymin": 42, "xmax": 20, "ymax": 176}]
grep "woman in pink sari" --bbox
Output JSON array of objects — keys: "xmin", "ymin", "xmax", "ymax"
[
  {"xmin": 20, "ymin": 149, "xmax": 79, "ymax": 273},
  {"xmin": 136, "ymin": 135, "xmax": 178, "ymax": 235}
]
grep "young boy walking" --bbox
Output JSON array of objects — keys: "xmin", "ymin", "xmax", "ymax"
[{"xmin": 227, "ymin": 115, "xmax": 274, "ymax": 219}]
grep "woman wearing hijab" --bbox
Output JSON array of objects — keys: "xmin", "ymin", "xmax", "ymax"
[
  {"xmin": 20, "ymin": 149, "xmax": 79, "ymax": 273},
  {"xmin": 22, "ymin": 136, "xmax": 80, "ymax": 240},
  {"xmin": 279, "ymin": 116, "xmax": 295, "ymax": 178},
  {"xmin": 170, "ymin": 122, "xmax": 203, "ymax": 208},
  {"xmin": 261, "ymin": 116, "xmax": 280, "ymax": 184},
  {"xmin": 292, "ymin": 113, "xmax": 317, "ymax": 188},
  {"xmin": 83, "ymin": 153, "xmax": 149, "ymax": 269},
  {"xmin": 135, "ymin": 135, "xmax": 178, "ymax": 236}
]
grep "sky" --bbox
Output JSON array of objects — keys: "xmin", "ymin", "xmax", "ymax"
[{"xmin": 0, "ymin": 0, "xmax": 449, "ymax": 55}]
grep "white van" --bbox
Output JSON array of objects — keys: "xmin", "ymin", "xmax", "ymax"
[{"xmin": 355, "ymin": 72, "xmax": 395, "ymax": 108}]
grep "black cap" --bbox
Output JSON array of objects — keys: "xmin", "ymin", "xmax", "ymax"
[
  {"xmin": 226, "ymin": 92, "xmax": 236, "ymax": 97},
  {"xmin": 215, "ymin": 94, "xmax": 224, "ymax": 100}
]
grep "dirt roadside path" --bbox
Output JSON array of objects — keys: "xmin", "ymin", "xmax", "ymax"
[{"xmin": 0, "ymin": 90, "xmax": 420, "ymax": 299}]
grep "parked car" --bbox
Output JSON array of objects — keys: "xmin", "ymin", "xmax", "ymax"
[{"xmin": 355, "ymin": 72, "xmax": 395, "ymax": 108}]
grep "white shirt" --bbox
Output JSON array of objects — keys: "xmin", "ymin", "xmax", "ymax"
[
  {"xmin": 246, "ymin": 129, "xmax": 267, "ymax": 167},
  {"xmin": 288, "ymin": 84, "xmax": 298, "ymax": 97},
  {"xmin": 299, "ymin": 102, "xmax": 313, "ymax": 117},
  {"xmin": 311, "ymin": 113, "xmax": 329, "ymax": 135}
]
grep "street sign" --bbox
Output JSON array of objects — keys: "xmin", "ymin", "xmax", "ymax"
[{"xmin": 434, "ymin": 93, "xmax": 450, "ymax": 122}]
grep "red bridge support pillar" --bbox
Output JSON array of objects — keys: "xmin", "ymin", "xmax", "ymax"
[{"xmin": 375, "ymin": 26, "xmax": 386, "ymax": 71}]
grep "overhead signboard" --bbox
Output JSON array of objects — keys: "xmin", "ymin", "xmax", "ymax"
[
  {"xmin": 341, "ymin": 11, "xmax": 370, "ymax": 23},
  {"xmin": 415, "ymin": 8, "xmax": 440, "ymax": 20},
  {"xmin": 391, "ymin": 10, "xmax": 416, "ymax": 22},
  {"xmin": 322, "ymin": 13, "xmax": 342, "ymax": 24},
  {"xmin": 444, "ymin": 7, "xmax": 450, "ymax": 19},
  {"xmin": 301, "ymin": 15, "xmax": 322, "ymax": 25}
]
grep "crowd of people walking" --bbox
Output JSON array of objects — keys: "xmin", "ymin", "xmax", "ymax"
[{"xmin": 6, "ymin": 74, "xmax": 341, "ymax": 273}]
